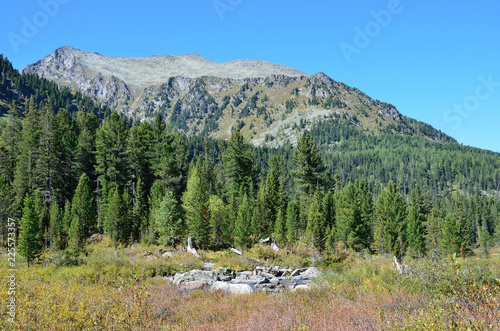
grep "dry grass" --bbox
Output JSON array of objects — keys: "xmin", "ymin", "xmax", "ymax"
[{"xmin": 1, "ymin": 242, "xmax": 499, "ymax": 330}]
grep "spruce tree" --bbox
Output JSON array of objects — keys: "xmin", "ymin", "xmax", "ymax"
[
  {"xmin": 182, "ymin": 165, "xmax": 209, "ymax": 247},
  {"xmin": 69, "ymin": 173, "xmax": 96, "ymax": 247},
  {"xmin": 374, "ymin": 181, "xmax": 407, "ymax": 259},
  {"xmin": 406, "ymin": 206, "xmax": 425, "ymax": 257},
  {"xmin": 274, "ymin": 209, "xmax": 286, "ymax": 245},
  {"xmin": 18, "ymin": 195, "xmax": 42, "ymax": 267},
  {"xmin": 286, "ymin": 200, "xmax": 299, "ymax": 244},
  {"xmin": 292, "ymin": 134, "xmax": 325, "ymax": 194},
  {"xmin": 151, "ymin": 191, "xmax": 184, "ymax": 245},
  {"xmin": 234, "ymin": 193, "xmax": 252, "ymax": 250},
  {"xmin": 208, "ymin": 195, "xmax": 231, "ymax": 246},
  {"xmin": 222, "ymin": 129, "xmax": 257, "ymax": 199}
]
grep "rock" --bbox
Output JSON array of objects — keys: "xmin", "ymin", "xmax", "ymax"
[
  {"xmin": 302, "ymin": 267, "xmax": 321, "ymax": 278},
  {"xmin": 87, "ymin": 233, "xmax": 103, "ymax": 244},
  {"xmin": 162, "ymin": 251, "xmax": 173, "ymax": 258},
  {"xmin": 211, "ymin": 281, "xmax": 253, "ymax": 295},
  {"xmin": 180, "ymin": 280, "xmax": 211, "ymax": 291},
  {"xmin": 214, "ymin": 267, "xmax": 235, "ymax": 281},
  {"xmin": 173, "ymin": 269, "xmax": 217, "ymax": 286},
  {"xmin": 236, "ymin": 271, "xmax": 253, "ymax": 278},
  {"xmin": 292, "ymin": 284, "xmax": 310, "ymax": 292}
]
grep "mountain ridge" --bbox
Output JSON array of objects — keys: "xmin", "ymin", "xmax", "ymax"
[{"xmin": 22, "ymin": 46, "xmax": 453, "ymax": 147}]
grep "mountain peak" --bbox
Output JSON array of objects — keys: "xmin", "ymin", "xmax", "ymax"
[{"xmin": 24, "ymin": 47, "xmax": 308, "ymax": 85}]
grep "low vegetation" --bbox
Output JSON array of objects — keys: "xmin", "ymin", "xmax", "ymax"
[{"xmin": 1, "ymin": 239, "xmax": 499, "ymax": 330}]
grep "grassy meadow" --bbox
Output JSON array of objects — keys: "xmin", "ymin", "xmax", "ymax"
[{"xmin": 1, "ymin": 238, "xmax": 499, "ymax": 330}]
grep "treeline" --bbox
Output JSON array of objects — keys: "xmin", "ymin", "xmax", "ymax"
[
  {"xmin": 1, "ymin": 100, "xmax": 499, "ymax": 267},
  {"xmin": 309, "ymin": 117, "xmax": 500, "ymax": 197}
]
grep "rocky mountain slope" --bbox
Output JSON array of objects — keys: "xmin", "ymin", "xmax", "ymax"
[{"xmin": 23, "ymin": 46, "xmax": 451, "ymax": 146}]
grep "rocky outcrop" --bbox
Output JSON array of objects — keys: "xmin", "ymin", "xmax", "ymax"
[{"xmin": 170, "ymin": 266, "xmax": 321, "ymax": 295}]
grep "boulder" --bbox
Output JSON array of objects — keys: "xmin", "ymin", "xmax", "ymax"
[
  {"xmin": 173, "ymin": 269, "xmax": 217, "ymax": 286},
  {"xmin": 211, "ymin": 281, "xmax": 253, "ymax": 295},
  {"xmin": 180, "ymin": 280, "xmax": 211, "ymax": 291}
]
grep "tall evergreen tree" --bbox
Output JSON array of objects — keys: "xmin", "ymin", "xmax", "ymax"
[
  {"xmin": 406, "ymin": 206, "xmax": 425, "ymax": 257},
  {"xmin": 132, "ymin": 177, "xmax": 148, "ymax": 241},
  {"xmin": 222, "ymin": 129, "xmax": 257, "ymax": 199},
  {"xmin": 151, "ymin": 190, "xmax": 184, "ymax": 245},
  {"xmin": 18, "ymin": 195, "xmax": 42, "ymax": 267},
  {"xmin": 440, "ymin": 213, "xmax": 463, "ymax": 256},
  {"xmin": 234, "ymin": 193, "xmax": 252, "ymax": 250},
  {"xmin": 68, "ymin": 173, "xmax": 96, "ymax": 248},
  {"xmin": 286, "ymin": 199, "xmax": 300, "ymax": 244},
  {"xmin": 182, "ymin": 164, "xmax": 210, "ymax": 247},
  {"xmin": 374, "ymin": 181, "xmax": 407, "ymax": 259},
  {"xmin": 274, "ymin": 209, "xmax": 286, "ymax": 245},
  {"xmin": 48, "ymin": 199, "xmax": 63, "ymax": 249},
  {"xmin": 292, "ymin": 134, "xmax": 325, "ymax": 194},
  {"xmin": 306, "ymin": 190, "xmax": 325, "ymax": 250},
  {"xmin": 208, "ymin": 195, "xmax": 231, "ymax": 246}
]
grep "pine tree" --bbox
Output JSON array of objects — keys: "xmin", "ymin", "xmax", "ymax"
[
  {"xmin": 36, "ymin": 98, "xmax": 62, "ymax": 204},
  {"xmin": 151, "ymin": 191, "xmax": 184, "ymax": 245},
  {"xmin": 234, "ymin": 193, "xmax": 252, "ymax": 250},
  {"xmin": 182, "ymin": 164, "xmax": 209, "ymax": 248},
  {"xmin": 208, "ymin": 195, "xmax": 231, "ymax": 246},
  {"xmin": 406, "ymin": 206, "xmax": 425, "ymax": 257},
  {"xmin": 155, "ymin": 130, "xmax": 189, "ymax": 201},
  {"xmin": 374, "ymin": 181, "xmax": 407, "ymax": 259},
  {"xmin": 222, "ymin": 129, "xmax": 257, "ymax": 199},
  {"xmin": 105, "ymin": 187, "xmax": 130, "ymax": 245},
  {"xmin": 132, "ymin": 177, "xmax": 148, "ymax": 241},
  {"xmin": 74, "ymin": 110, "xmax": 98, "ymax": 179},
  {"xmin": 69, "ymin": 173, "xmax": 96, "ymax": 247},
  {"xmin": 306, "ymin": 190, "xmax": 325, "ymax": 250},
  {"xmin": 95, "ymin": 112, "xmax": 129, "ymax": 190},
  {"xmin": 286, "ymin": 200, "xmax": 300, "ymax": 244},
  {"xmin": 440, "ymin": 213, "xmax": 462, "ymax": 256},
  {"xmin": 128, "ymin": 122, "xmax": 153, "ymax": 190},
  {"xmin": 18, "ymin": 195, "xmax": 42, "ymax": 267},
  {"xmin": 274, "ymin": 209, "xmax": 286, "ymax": 245},
  {"xmin": 292, "ymin": 134, "xmax": 325, "ymax": 194},
  {"xmin": 48, "ymin": 199, "xmax": 63, "ymax": 249},
  {"xmin": 13, "ymin": 97, "xmax": 41, "ymax": 215}
]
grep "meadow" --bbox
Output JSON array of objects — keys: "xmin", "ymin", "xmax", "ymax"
[{"xmin": 1, "ymin": 238, "xmax": 499, "ymax": 330}]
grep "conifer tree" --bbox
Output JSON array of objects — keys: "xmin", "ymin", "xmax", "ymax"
[
  {"xmin": 374, "ymin": 181, "xmax": 407, "ymax": 259},
  {"xmin": 132, "ymin": 177, "xmax": 148, "ymax": 241},
  {"xmin": 274, "ymin": 209, "xmax": 286, "ymax": 245},
  {"xmin": 440, "ymin": 213, "xmax": 462, "ymax": 255},
  {"xmin": 151, "ymin": 190, "xmax": 184, "ymax": 245},
  {"xmin": 182, "ymin": 165, "xmax": 210, "ymax": 247},
  {"xmin": 306, "ymin": 190, "xmax": 325, "ymax": 250},
  {"xmin": 292, "ymin": 134, "xmax": 325, "ymax": 194},
  {"xmin": 208, "ymin": 195, "xmax": 231, "ymax": 246},
  {"xmin": 406, "ymin": 206, "xmax": 425, "ymax": 257},
  {"xmin": 18, "ymin": 195, "xmax": 42, "ymax": 267},
  {"xmin": 48, "ymin": 199, "xmax": 63, "ymax": 249},
  {"xmin": 69, "ymin": 173, "xmax": 96, "ymax": 247},
  {"xmin": 234, "ymin": 193, "xmax": 252, "ymax": 250},
  {"xmin": 286, "ymin": 200, "xmax": 300, "ymax": 244},
  {"xmin": 222, "ymin": 129, "xmax": 257, "ymax": 199}
]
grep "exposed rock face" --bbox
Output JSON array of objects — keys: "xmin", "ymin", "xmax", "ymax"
[{"xmin": 23, "ymin": 46, "xmax": 450, "ymax": 146}]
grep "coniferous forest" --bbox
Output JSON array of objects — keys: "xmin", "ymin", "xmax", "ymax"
[
  {"xmin": 1, "ymin": 54, "xmax": 500, "ymax": 329},
  {"xmin": 1, "ymin": 54, "xmax": 499, "ymax": 260}
]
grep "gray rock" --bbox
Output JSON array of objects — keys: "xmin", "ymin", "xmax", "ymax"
[
  {"xmin": 173, "ymin": 269, "xmax": 217, "ymax": 286},
  {"xmin": 211, "ymin": 281, "xmax": 253, "ymax": 295},
  {"xmin": 180, "ymin": 280, "xmax": 211, "ymax": 291}
]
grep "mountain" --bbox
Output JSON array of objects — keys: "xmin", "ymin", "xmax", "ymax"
[{"xmin": 23, "ymin": 46, "xmax": 453, "ymax": 146}]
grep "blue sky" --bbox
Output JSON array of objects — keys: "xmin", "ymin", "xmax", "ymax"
[{"xmin": 1, "ymin": 0, "xmax": 499, "ymax": 152}]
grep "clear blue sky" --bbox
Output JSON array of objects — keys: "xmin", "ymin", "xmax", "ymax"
[{"xmin": 1, "ymin": 0, "xmax": 499, "ymax": 152}]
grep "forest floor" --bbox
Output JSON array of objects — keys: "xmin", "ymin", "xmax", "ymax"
[{"xmin": 1, "ymin": 238, "xmax": 499, "ymax": 330}]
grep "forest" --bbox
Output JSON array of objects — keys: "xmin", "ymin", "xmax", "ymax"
[{"xmin": 2, "ymin": 54, "xmax": 500, "ymax": 330}]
